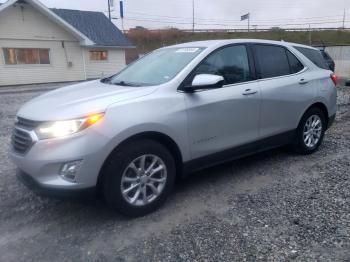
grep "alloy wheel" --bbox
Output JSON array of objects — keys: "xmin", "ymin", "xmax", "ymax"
[
  {"xmin": 120, "ymin": 154, "xmax": 167, "ymax": 206},
  {"xmin": 303, "ymin": 115, "xmax": 322, "ymax": 148}
]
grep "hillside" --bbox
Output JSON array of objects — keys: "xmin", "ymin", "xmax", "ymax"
[{"xmin": 125, "ymin": 28, "xmax": 350, "ymax": 62}]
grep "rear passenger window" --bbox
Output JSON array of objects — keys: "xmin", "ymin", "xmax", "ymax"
[
  {"xmin": 254, "ymin": 45, "xmax": 290, "ymax": 78},
  {"xmin": 294, "ymin": 46, "xmax": 329, "ymax": 70},
  {"xmin": 286, "ymin": 50, "xmax": 304, "ymax": 73}
]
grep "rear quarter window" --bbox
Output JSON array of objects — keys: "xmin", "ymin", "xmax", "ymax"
[{"xmin": 294, "ymin": 46, "xmax": 329, "ymax": 70}]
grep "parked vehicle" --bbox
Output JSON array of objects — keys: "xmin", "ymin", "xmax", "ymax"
[{"xmin": 10, "ymin": 39, "xmax": 337, "ymax": 216}]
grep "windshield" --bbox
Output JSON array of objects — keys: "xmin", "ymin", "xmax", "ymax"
[{"xmin": 107, "ymin": 47, "xmax": 204, "ymax": 86}]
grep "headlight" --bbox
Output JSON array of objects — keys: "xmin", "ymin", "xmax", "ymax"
[{"xmin": 35, "ymin": 113, "xmax": 104, "ymax": 140}]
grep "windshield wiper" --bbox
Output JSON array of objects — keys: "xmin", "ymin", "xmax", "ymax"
[
  {"xmin": 100, "ymin": 77, "xmax": 112, "ymax": 84},
  {"xmin": 112, "ymin": 81, "xmax": 142, "ymax": 87}
]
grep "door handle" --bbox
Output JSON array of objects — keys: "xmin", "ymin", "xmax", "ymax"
[
  {"xmin": 242, "ymin": 89, "xmax": 258, "ymax": 95},
  {"xmin": 299, "ymin": 79, "xmax": 309, "ymax": 85}
]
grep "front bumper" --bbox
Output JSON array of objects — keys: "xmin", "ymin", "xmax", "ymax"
[
  {"xmin": 10, "ymin": 126, "xmax": 112, "ymax": 192},
  {"xmin": 17, "ymin": 169, "xmax": 95, "ymax": 198}
]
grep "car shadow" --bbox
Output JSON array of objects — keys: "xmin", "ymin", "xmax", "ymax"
[{"xmin": 38, "ymin": 146, "xmax": 292, "ymax": 222}]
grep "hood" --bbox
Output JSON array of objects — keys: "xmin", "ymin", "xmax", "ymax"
[{"xmin": 17, "ymin": 80, "xmax": 157, "ymax": 121}]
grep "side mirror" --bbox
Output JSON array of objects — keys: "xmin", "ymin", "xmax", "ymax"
[{"xmin": 185, "ymin": 74, "xmax": 224, "ymax": 92}]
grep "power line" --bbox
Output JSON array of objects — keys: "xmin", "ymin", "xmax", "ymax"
[
  {"xmin": 124, "ymin": 15, "xmax": 347, "ymax": 25},
  {"xmin": 124, "ymin": 10, "xmax": 344, "ymax": 23},
  {"xmin": 123, "ymin": 13, "xmax": 345, "ymax": 25},
  {"xmin": 124, "ymin": 16, "xmax": 349, "ymax": 28},
  {"xmin": 123, "ymin": 14, "xmax": 349, "ymax": 28}
]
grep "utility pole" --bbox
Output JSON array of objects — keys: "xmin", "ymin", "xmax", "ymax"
[
  {"xmin": 108, "ymin": 0, "xmax": 111, "ymax": 21},
  {"xmin": 308, "ymin": 24, "xmax": 312, "ymax": 45},
  {"xmin": 343, "ymin": 8, "xmax": 346, "ymax": 29},
  {"xmin": 192, "ymin": 0, "xmax": 195, "ymax": 32},
  {"xmin": 248, "ymin": 13, "xmax": 250, "ymax": 32}
]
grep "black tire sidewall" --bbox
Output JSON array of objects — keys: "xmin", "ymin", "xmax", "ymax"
[
  {"xmin": 104, "ymin": 139, "xmax": 176, "ymax": 217},
  {"xmin": 295, "ymin": 107, "xmax": 326, "ymax": 154}
]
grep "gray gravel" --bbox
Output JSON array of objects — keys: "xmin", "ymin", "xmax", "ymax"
[{"xmin": 0, "ymin": 86, "xmax": 349, "ymax": 262}]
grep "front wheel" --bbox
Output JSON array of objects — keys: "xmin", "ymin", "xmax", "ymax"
[
  {"xmin": 103, "ymin": 139, "xmax": 176, "ymax": 217},
  {"xmin": 292, "ymin": 107, "xmax": 326, "ymax": 154}
]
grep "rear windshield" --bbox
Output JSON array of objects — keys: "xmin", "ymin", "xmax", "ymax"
[{"xmin": 293, "ymin": 46, "xmax": 329, "ymax": 70}]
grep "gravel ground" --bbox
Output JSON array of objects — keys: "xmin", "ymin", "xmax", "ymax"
[{"xmin": 0, "ymin": 85, "xmax": 349, "ymax": 262}]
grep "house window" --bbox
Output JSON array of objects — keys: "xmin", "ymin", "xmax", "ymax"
[
  {"xmin": 3, "ymin": 48, "xmax": 50, "ymax": 65},
  {"xmin": 90, "ymin": 51, "xmax": 108, "ymax": 61}
]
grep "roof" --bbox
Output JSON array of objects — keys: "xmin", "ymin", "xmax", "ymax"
[
  {"xmin": 0, "ymin": 0, "xmax": 133, "ymax": 48},
  {"xmin": 167, "ymin": 39, "xmax": 315, "ymax": 50},
  {"xmin": 51, "ymin": 8, "xmax": 133, "ymax": 47}
]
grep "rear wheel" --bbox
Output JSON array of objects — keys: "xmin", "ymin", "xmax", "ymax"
[
  {"xmin": 104, "ymin": 139, "xmax": 176, "ymax": 217},
  {"xmin": 292, "ymin": 107, "xmax": 326, "ymax": 154}
]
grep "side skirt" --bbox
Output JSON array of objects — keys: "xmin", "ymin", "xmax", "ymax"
[{"xmin": 183, "ymin": 130, "xmax": 296, "ymax": 175}]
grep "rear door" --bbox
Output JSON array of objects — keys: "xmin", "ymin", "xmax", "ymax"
[
  {"xmin": 253, "ymin": 44, "xmax": 316, "ymax": 139},
  {"xmin": 184, "ymin": 44, "xmax": 261, "ymax": 159}
]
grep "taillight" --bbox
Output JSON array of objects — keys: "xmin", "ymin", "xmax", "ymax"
[{"xmin": 330, "ymin": 73, "xmax": 337, "ymax": 86}]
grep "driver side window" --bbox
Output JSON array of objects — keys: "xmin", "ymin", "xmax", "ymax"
[{"xmin": 194, "ymin": 45, "xmax": 252, "ymax": 85}]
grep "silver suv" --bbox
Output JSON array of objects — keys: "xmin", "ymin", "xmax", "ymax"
[{"xmin": 10, "ymin": 39, "xmax": 337, "ymax": 216}]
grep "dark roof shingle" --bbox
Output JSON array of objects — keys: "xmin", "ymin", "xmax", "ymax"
[{"xmin": 51, "ymin": 8, "xmax": 133, "ymax": 47}]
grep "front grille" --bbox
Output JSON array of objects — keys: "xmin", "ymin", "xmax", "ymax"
[
  {"xmin": 16, "ymin": 117, "xmax": 41, "ymax": 130},
  {"xmin": 11, "ymin": 117, "xmax": 41, "ymax": 154},
  {"xmin": 11, "ymin": 128, "xmax": 34, "ymax": 154}
]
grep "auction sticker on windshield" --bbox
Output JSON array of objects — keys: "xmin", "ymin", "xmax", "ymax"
[{"xmin": 175, "ymin": 48, "xmax": 200, "ymax": 53}]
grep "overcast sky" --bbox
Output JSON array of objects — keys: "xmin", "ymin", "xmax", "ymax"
[{"xmin": 1, "ymin": 0, "xmax": 349, "ymax": 30}]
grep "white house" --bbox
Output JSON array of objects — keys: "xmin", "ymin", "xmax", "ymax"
[{"xmin": 0, "ymin": 0, "xmax": 134, "ymax": 86}]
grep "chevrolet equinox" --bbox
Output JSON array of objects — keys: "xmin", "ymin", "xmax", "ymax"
[{"xmin": 10, "ymin": 39, "xmax": 337, "ymax": 216}]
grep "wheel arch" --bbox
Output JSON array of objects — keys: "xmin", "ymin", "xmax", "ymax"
[
  {"xmin": 303, "ymin": 102, "xmax": 329, "ymax": 127},
  {"xmin": 301, "ymin": 102, "xmax": 329, "ymax": 128},
  {"xmin": 96, "ymin": 131, "xmax": 184, "ymax": 196}
]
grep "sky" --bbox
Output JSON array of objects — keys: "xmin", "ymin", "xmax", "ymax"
[{"xmin": 1, "ymin": 0, "xmax": 350, "ymax": 30}]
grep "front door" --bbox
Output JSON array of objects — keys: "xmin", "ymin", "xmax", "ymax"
[{"xmin": 184, "ymin": 44, "xmax": 261, "ymax": 159}]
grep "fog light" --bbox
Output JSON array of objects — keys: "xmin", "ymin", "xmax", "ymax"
[{"xmin": 59, "ymin": 160, "xmax": 82, "ymax": 182}]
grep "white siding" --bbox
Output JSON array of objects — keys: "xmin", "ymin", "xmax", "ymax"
[
  {"xmin": 0, "ymin": 4, "xmax": 85, "ymax": 86},
  {"xmin": 325, "ymin": 46, "xmax": 350, "ymax": 78},
  {"xmin": 0, "ymin": 4, "xmax": 76, "ymax": 41},
  {"xmin": 85, "ymin": 48, "xmax": 126, "ymax": 79},
  {"xmin": 0, "ymin": 3, "xmax": 128, "ymax": 86},
  {"xmin": 0, "ymin": 39, "xmax": 85, "ymax": 86}
]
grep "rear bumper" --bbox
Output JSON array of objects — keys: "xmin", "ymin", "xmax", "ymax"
[
  {"xmin": 327, "ymin": 113, "xmax": 336, "ymax": 129},
  {"xmin": 17, "ymin": 169, "xmax": 96, "ymax": 199}
]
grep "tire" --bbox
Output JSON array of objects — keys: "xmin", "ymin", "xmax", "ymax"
[
  {"xmin": 292, "ymin": 107, "xmax": 326, "ymax": 155},
  {"xmin": 103, "ymin": 139, "xmax": 176, "ymax": 217}
]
